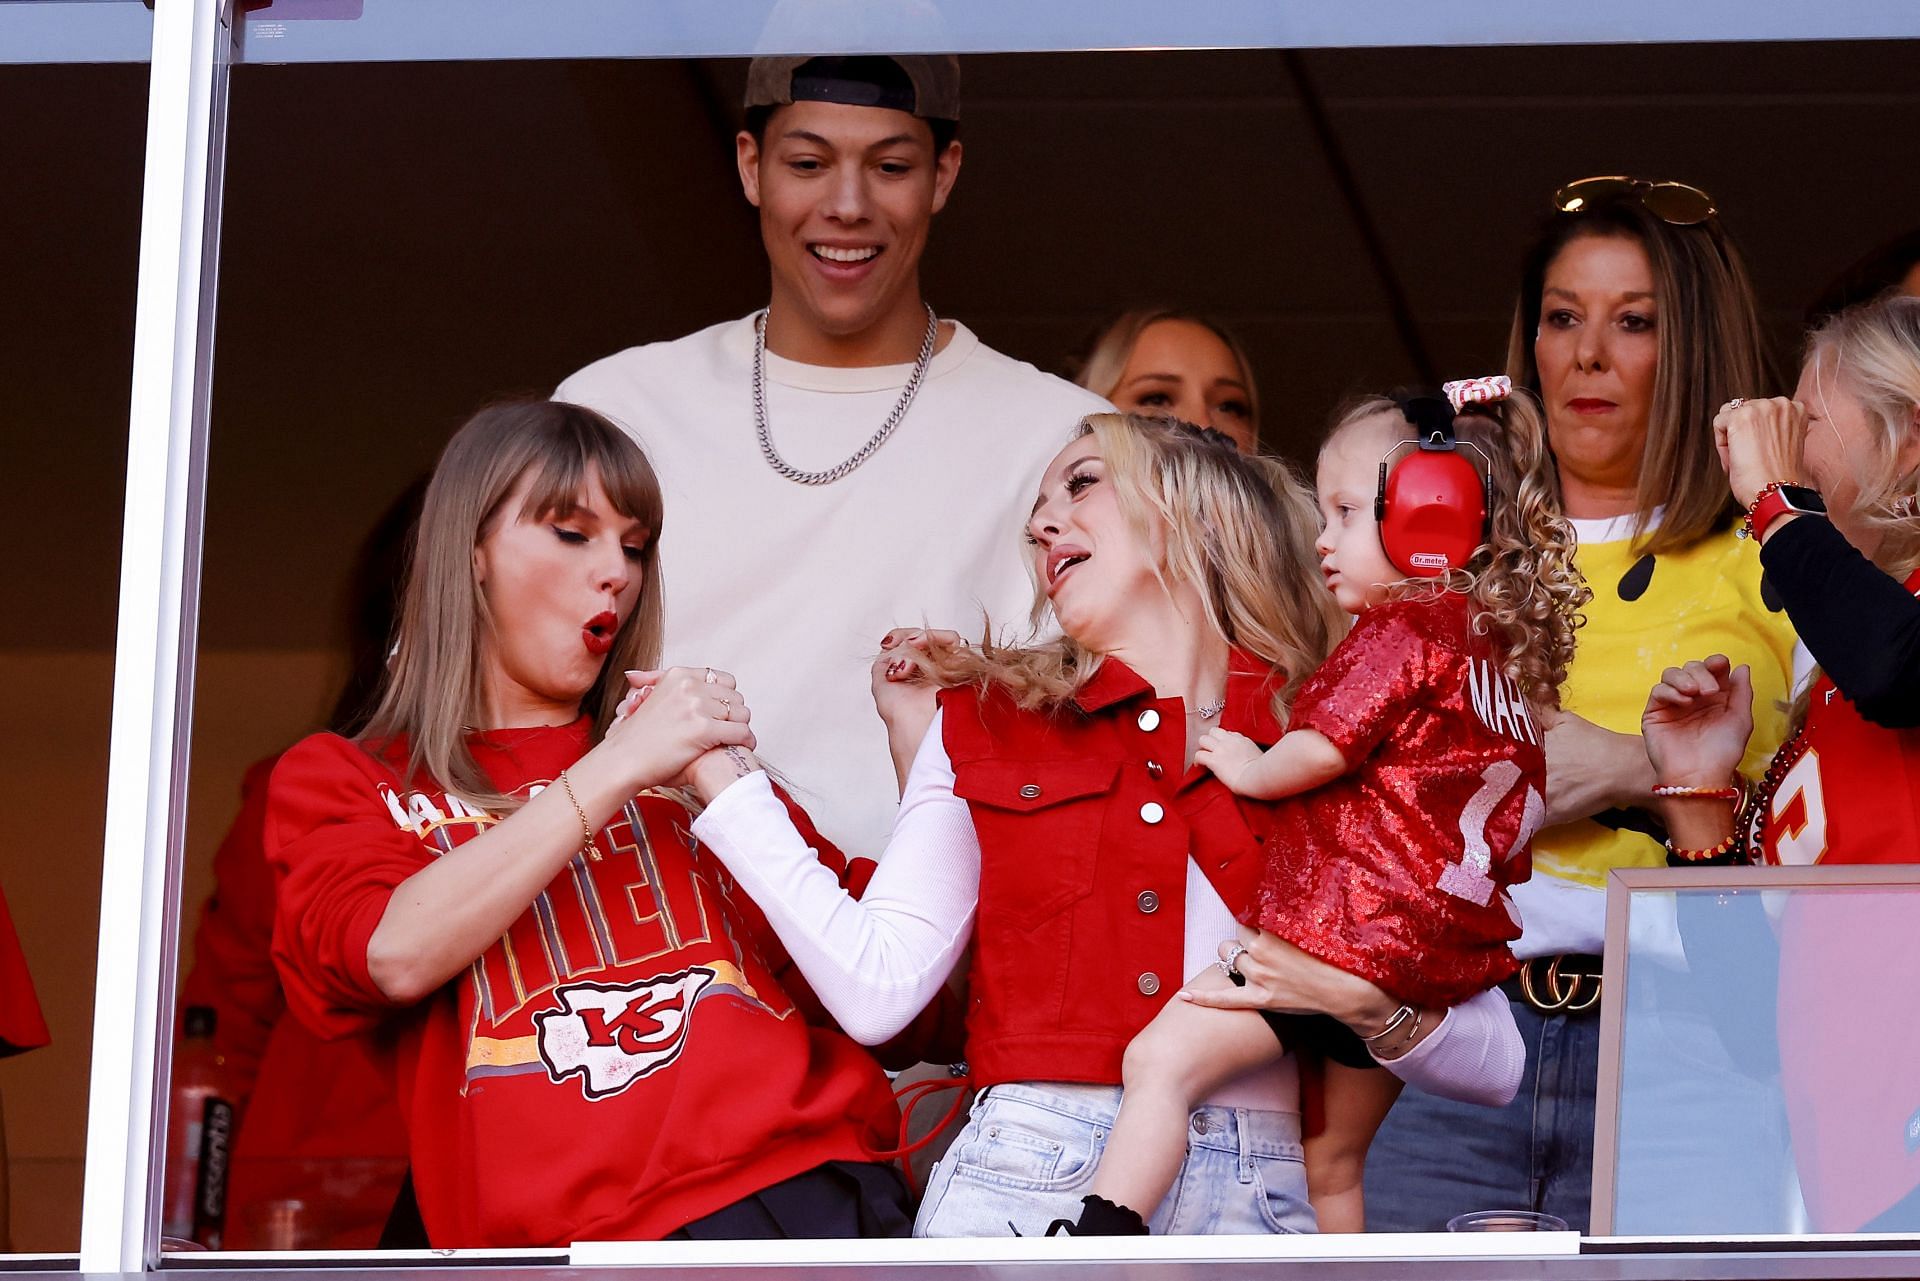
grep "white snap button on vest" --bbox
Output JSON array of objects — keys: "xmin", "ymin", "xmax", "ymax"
[
  {"xmin": 1137, "ymin": 709, "xmax": 1161, "ymax": 732},
  {"xmin": 1138, "ymin": 973, "xmax": 1161, "ymax": 996},
  {"xmin": 1139, "ymin": 802, "xmax": 1165, "ymax": 824}
]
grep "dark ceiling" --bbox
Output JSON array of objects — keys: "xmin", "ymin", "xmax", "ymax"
[{"xmin": 5, "ymin": 41, "xmax": 1919, "ymax": 654}]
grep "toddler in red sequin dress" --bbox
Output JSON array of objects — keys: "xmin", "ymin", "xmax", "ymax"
[{"xmin": 1071, "ymin": 381, "xmax": 1589, "ymax": 1235}]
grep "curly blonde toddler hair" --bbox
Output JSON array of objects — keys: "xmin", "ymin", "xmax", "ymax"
[{"xmin": 1329, "ymin": 391, "xmax": 1590, "ymax": 716}]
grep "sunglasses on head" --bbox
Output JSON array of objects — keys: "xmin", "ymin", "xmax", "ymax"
[{"xmin": 1553, "ymin": 175, "xmax": 1717, "ymax": 226}]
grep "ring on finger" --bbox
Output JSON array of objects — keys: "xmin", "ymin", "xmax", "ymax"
[
  {"xmin": 1720, "ymin": 397, "xmax": 1747, "ymax": 414},
  {"xmin": 720, "ymin": 696, "xmax": 733, "ymax": 719},
  {"xmin": 1217, "ymin": 940, "xmax": 1250, "ymax": 977},
  {"xmin": 705, "ymin": 667, "xmax": 717, "ymax": 685}
]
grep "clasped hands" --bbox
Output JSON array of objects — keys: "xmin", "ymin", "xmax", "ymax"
[
  {"xmin": 603, "ymin": 624, "xmax": 969, "ymax": 804},
  {"xmin": 606, "ymin": 665, "xmax": 758, "ymax": 800}
]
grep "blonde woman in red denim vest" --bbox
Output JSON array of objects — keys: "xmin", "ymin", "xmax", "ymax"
[{"xmin": 681, "ymin": 414, "xmax": 1526, "ymax": 1235}]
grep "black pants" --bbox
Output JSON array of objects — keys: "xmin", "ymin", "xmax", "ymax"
[
  {"xmin": 1260, "ymin": 1010, "xmax": 1378, "ymax": 1069},
  {"xmin": 668, "ymin": 1161, "xmax": 914, "ymax": 1240},
  {"xmin": 379, "ymin": 1173, "xmax": 428, "ymax": 1248},
  {"xmin": 1227, "ymin": 969, "xmax": 1378, "ymax": 1069},
  {"xmin": 383, "ymin": 1159, "xmax": 913, "ymax": 1245}
]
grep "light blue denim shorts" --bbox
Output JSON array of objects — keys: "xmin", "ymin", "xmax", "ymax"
[{"xmin": 913, "ymin": 1081, "xmax": 1315, "ymax": 1237}]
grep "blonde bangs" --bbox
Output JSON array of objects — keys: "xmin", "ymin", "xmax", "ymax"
[
  {"xmin": 512, "ymin": 419, "xmax": 665, "ymax": 540},
  {"xmin": 362, "ymin": 399, "xmax": 665, "ymax": 812}
]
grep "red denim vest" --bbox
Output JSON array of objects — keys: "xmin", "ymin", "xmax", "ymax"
[{"xmin": 940, "ymin": 652, "xmax": 1287, "ymax": 1089}]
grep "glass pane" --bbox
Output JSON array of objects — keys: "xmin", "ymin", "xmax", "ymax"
[
  {"xmin": 187, "ymin": 36, "xmax": 1920, "ymax": 1252},
  {"xmin": 1608, "ymin": 878, "xmax": 1920, "ymax": 1235},
  {"xmin": 227, "ymin": 0, "xmax": 1920, "ymax": 63},
  {"xmin": 0, "ymin": 60, "xmax": 149, "ymax": 1255},
  {"xmin": 0, "ymin": 0, "xmax": 151, "ymax": 65}
]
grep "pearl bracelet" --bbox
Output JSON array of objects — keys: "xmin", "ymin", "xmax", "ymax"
[{"xmin": 1651, "ymin": 783, "xmax": 1742, "ymax": 801}]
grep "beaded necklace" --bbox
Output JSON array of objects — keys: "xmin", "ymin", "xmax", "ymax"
[{"xmin": 1740, "ymin": 722, "xmax": 1812, "ymax": 864}]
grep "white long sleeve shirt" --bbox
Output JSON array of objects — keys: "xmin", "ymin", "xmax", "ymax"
[{"xmin": 693, "ymin": 713, "xmax": 1525, "ymax": 1111}]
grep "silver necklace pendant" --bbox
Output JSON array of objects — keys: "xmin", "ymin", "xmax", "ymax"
[
  {"xmin": 1195, "ymin": 697, "xmax": 1227, "ymax": 720},
  {"xmin": 752, "ymin": 303, "xmax": 939, "ymax": 486}
]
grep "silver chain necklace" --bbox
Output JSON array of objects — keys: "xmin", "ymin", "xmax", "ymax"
[{"xmin": 751, "ymin": 303, "xmax": 938, "ymax": 486}]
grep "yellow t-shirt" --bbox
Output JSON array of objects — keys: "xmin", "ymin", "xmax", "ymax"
[{"xmin": 1533, "ymin": 518, "xmax": 1800, "ymax": 889}]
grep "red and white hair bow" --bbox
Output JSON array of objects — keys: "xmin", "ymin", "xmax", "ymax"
[{"xmin": 1441, "ymin": 374, "xmax": 1511, "ymax": 412}]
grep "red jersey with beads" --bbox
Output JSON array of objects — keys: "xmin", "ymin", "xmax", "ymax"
[
  {"xmin": 1752, "ymin": 569, "xmax": 1920, "ymax": 868},
  {"xmin": 1257, "ymin": 591, "xmax": 1539, "ymax": 1008},
  {"xmin": 1756, "ymin": 571, "xmax": 1920, "ymax": 1230},
  {"xmin": 266, "ymin": 719, "xmax": 899, "ymax": 1246}
]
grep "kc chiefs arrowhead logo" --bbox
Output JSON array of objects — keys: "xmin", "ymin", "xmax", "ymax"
[{"xmin": 533, "ymin": 969, "xmax": 716, "ymax": 1100}]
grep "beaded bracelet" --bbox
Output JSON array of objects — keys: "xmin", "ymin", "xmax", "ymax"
[
  {"xmin": 1740, "ymin": 480, "xmax": 1791, "ymax": 541},
  {"xmin": 1651, "ymin": 783, "xmax": 1743, "ymax": 801},
  {"xmin": 1665, "ymin": 831, "xmax": 1741, "ymax": 863}
]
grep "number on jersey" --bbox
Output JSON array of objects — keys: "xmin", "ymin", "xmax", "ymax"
[{"xmin": 1769, "ymin": 747, "xmax": 1830, "ymax": 865}]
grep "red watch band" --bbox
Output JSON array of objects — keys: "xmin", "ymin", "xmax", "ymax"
[{"xmin": 1747, "ymin": 488, "xmax": 1791, "ymax": 542}]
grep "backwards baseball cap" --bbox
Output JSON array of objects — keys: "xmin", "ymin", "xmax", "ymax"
[{"xmin": 744, "ymin": 54, "xmax": 961, "ymax": 123}]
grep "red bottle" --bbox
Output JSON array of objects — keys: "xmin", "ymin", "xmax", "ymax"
[{"xmin": 164, "ymin": 1006, "xmax": 235, "ymax": 1249}]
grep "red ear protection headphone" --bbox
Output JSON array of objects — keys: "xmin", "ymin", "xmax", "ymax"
[{"xmin": 1373, "ymin": 392, "xmax": 1493, "ymax": 577}]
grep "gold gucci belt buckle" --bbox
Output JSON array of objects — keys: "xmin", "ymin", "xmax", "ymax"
[{"xmin": 1517, "ymin": 955, "xmax": 1602, "ymax": 1015}]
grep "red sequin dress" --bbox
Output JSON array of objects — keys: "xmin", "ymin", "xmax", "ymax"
[{"xmin": 1255, "ymin": 592, "xmax": 1541, "ymax": 1007}]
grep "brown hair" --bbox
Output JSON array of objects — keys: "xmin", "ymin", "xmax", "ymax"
[
  {"xmin": 923, "ymin": 413, "xmax": 1342, "ymax": 722},
  {"xmin": 1075, "ymin": 307, "xmax": 1262, "ymax": 448},
  {"xmin": 359, "ymin": 400, "xmax": 665, "ymax": 812},
  {"xmin": 1329, "ymin": 393, "xmax": 1590, "ymax": 716},
  {"xmin": 1505, "ymin": 193, "xmax": 1770, "ymax": 555}
]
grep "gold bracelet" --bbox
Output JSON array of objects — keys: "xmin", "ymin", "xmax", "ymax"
[
  {"xmin": 1360, "ymin": 1003, "xmax": 1417, "ymax": 1044},
  {"xmin": 558, "ymin": 768, "xmax": 604, "ymax": 862},
  {"xmin": 1369, "ymin": 1007, "xmax": 1425, "ymax": 1060}
]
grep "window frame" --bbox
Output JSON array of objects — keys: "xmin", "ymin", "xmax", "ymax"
[
  {"xmin": 1594, "ymin": 863, "xmax": 1920, "ymax": 1240},
  {"xmin": 82, "ymin": 0, "xmax": 1920, "ymax": 1271},
  {"xmin": 79, "ymin": 0, "xmax": 230, "ymax": 1269}
]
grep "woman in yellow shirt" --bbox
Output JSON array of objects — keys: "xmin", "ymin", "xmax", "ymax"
[{"xmin": 1364, "ymin": 177, "xmax": 1798, "ymax": 1234}]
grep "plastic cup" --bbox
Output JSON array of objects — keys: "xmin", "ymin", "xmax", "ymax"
[
  {"xmin": 1446, "ymin": 1209, "xmax": 1570, "ymax": 1232},
  {"xmin": 246, "ymin": 1198, "xmax": 313, "ymax": 1251}
]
